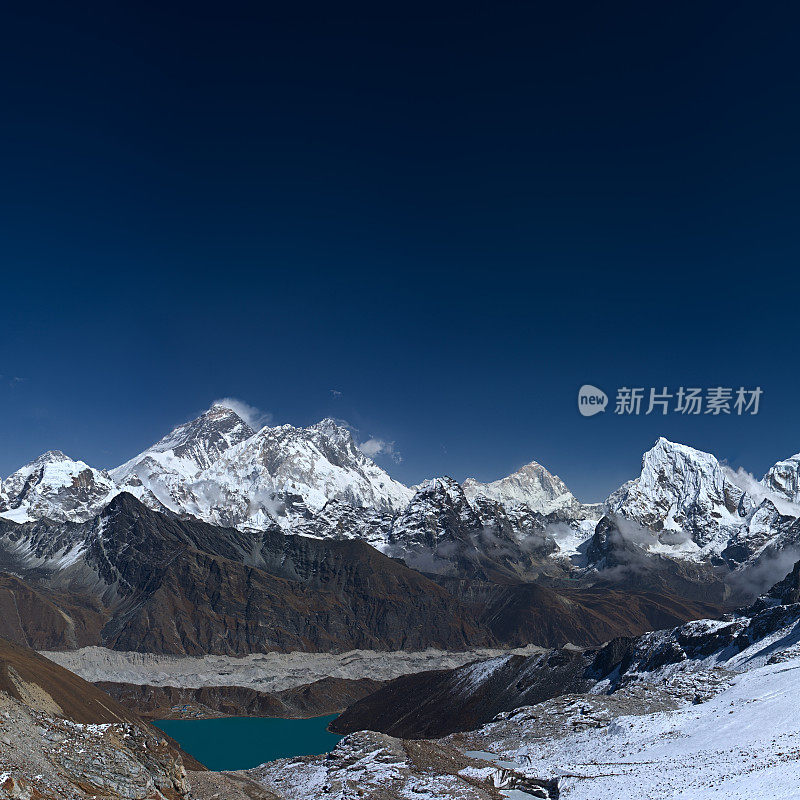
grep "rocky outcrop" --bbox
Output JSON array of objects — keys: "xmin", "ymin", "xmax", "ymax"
[
  {"xmin": 384, "ymin": 477, "xmax": 560, "ymax": 580},
  {"xmin": 251, "ymin": 730, "xmax": 522, "ymax": 800},
  {"xmin": 0, "ymin": 636, "xmax": 196, "ymax": 799},
  {"xmin": 765, "ymin": 558, "xmax": 800, "ymax": 604}
]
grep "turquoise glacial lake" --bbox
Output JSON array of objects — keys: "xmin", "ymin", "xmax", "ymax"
[{"xmin": 154, "ymin": 714, "xmax": 343, "ymax": 770}]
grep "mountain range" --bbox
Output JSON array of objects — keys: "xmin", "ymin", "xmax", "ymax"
[
  {"xmin": 2, "ymin": 403, "xmax": 799, "ymax": 589},
  {"xmin": 4, "ymin": 402, "xmax": 800, "ymax": 798}
]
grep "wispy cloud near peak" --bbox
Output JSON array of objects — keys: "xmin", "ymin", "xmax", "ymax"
[{"xmin": 212, "ymin": 397, "xmax": 273, "ymax": 430}]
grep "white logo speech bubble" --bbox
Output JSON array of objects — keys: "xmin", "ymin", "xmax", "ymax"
[{"xmin": 578, "ymin": 385, "xmax": 608, "ymax": 416}]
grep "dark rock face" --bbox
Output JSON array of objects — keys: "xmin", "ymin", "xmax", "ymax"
[
  {"xmin": 331, "ymin": 649, "xmax": 596, "ymax": 738},
  {"xmin": 586, "ymin": 516, "xmax": 733, "ymax": 603},
  {"xmin": 767, "ymin": 558, "xmax": 800, "ymax": 605},
  {"xmin": 0, "ymin": 492, "xmax": 732, "ymax": 656},
  {"xmin": 385, "ymin": 477, "xmax": 559, "ymax": 581},
  {"xmin": 439, "ymin": 577, "xmax": 725, "ymax": 647},
  {"xmin": 0, "ymin": 494, "xmax": 494, "ymax": 655},
  {"xmin": 0, "ymin": 574, "xmax": 107, "ymax": 650}
]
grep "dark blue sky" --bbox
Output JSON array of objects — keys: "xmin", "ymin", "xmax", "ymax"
[{"xmin": 2, "ymin": 1, "xmax": 799, "ymax": 500}]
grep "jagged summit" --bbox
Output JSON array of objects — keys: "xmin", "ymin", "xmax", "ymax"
[
  {"xmin": 762, "ymin": 452, "xmax": 800, "ymax": 504},
  {"xmin": 30, "ymin": 449, "xmax": 71, "ymax": 463},
  {"xmin": 0, "ymin": 450, "xmax": 117, "ymax": 524},
  {"xmin": 199, "ymin": 416, "xmax": 413, "ymax": 525},
  {"xmin": 594, "ymin": 437, "xmax": 800, "ymax": 570},
  {"xmin": 462, "ymin": 459, "xmax": 576, "ymax": 514},
  {"xmin": 112, "ymin": 403, "xmax": 255, "ymax": 481}
]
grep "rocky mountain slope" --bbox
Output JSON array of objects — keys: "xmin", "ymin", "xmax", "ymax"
[
  {"xmin": 4, "ymin": 403, "xmax": 800, "ymax": 661},
  {"xmin": 0, "ymin": 493, "xmax": 492, "ymax": 655},
  {"xmin": 331, "ymin": 587, "xmax": 786, "ymax": 738},
  {"xmin": 251, "ymin": 561, "xmax": 800, "ymax": 800},
  {"xmin": 0, "ymin": 635, "xmax": 194, "ymax": 799},
  {"xmin": 0, "ymin": 490, "xmax": 726, "ymax": 658}
]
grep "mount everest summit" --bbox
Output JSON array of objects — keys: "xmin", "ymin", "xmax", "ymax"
[{"xmin": 2, "ymin": 402, "xmax": 800, "ymax": 589}]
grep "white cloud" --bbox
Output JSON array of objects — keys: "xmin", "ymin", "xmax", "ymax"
[
  {"xmin": 330, "ymin": 389, "xmax": 342, "ymax": 398},
  {"xmin": 212, "ymin": 397, "xmax": 273, "ymax": 430},
  {"xmin": 358, "ymin": 437, "xmax": 402, "ymax": 463}
]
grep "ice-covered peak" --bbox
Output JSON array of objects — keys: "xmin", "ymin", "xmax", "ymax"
[
  {"xmin": 202, "ymin": 419, "xmax": 413, "ymax": 520},
  {"xmin": 111, "ymin": 404, "xmax": 255, "ymax": 487},
  {"xmin": 0, "ymin": 451, "xmax": 118, "ymax": 524},
  {"xmin": 606, "ymin": 437, "xmax": 748, "ymax": 554},
  {"xmin": 32, "ymin": 449, "xmax": 71, "ymax": 464},
  {"xmin": 308, "ymin": 417, "xmax": 352, "ymax": 439},
  {"xmin": 762, "ymin": 452, "xmax": 800, "ymax": 504},
  {"xmin": 137, "ymin": 404, "xmax": 253, "ymax": 461},
  {"xmin": 304, "ymin": 419, "xmax": 365, "ymax": 467},
  {"xmin": 462, "ymin": 459, "xmax": 576, "ymax": 514}
]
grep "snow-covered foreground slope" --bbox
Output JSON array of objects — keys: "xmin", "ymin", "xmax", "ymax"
[
  {"xmin": 254, "ymin": 654, "xmax": 800, "ymax": 800},
  {"xmin": 460, "ymin": 654, "xmax": 800, "ymax": 799}
]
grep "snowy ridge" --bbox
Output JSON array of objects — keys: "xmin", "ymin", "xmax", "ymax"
[
  {"xmin": 0, "ymin": 405, "xmax": 596, "ymax": 566},
  {"xmin": 763, "ymin": 452, "xmax": 800, "ymax": 504},
  {"xmin": 2, "ymin": 406, "xmax": 413, "ymax": 531}
]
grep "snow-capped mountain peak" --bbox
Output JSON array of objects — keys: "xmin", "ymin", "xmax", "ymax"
[
  {"xmin": 199, "ymin": 418, "xmax": 413, "ymax": 525},
  {"xmin": 108, "ymin": 404, "xmax": 257, "ymax": 514},
  {"xmin": 762, "ymin": 452, "xmax": 800, "ymax": 504},
  {"xmin": 0, "ymin": 450, "xmax": 117, "ymax": 524},
  {"xmin": 462, "ymin": 459, "xmax": 576, "ymax": 514},
  {"xmin": 111, "ymin": 403, "xmax": 255, "ymax": 482},
  {"xmin": 606, "ymin": 437, "xmax": 746, "ymax": 551},
  {"xmin": 101, "ymin": 406, "xmax": 414, "ymax": 530}
]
